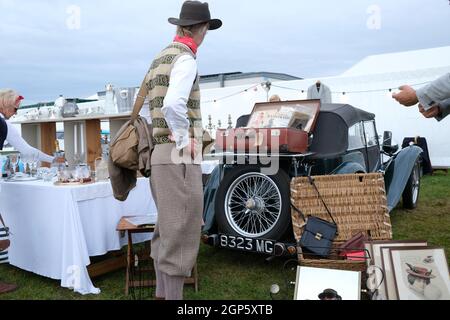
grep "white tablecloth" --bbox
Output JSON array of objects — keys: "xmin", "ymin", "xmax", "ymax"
[{"xmin": 0, "ymin": 178, "xmax": 157, "ymax": 295}]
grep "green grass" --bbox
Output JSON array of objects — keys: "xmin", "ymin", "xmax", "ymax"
[
  {"xmin": 1, "ymin": 173, "xmax": 449, "ymax": 300},
  {"xmin": 390, "ymin": 172, "xmax": 450, "ymax": 262}
]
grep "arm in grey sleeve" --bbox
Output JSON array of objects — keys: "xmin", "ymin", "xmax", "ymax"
[
  {"xmin": 436, "ymin": 98, "xmax": 450, "ymax": 122},
  {"xmin": 416, "ymin": 73, "xmax": 450, "ymax": 109}
]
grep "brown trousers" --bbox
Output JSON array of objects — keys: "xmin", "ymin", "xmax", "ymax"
[{"xmin": 150, "ymin": 163, "xmax": 203, "ymax": 277}]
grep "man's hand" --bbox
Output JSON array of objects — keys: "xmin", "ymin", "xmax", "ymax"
[
  {"xmin": 185, "ymin": 138, "xmax": 198, "ymax": 160},
  {"xmin": 419, "ymin": 104, "xmax": 441, "ymax": 119},
  {"xmin": 169, "ymin": 134, "xmax": 197, "ymax": 160},
  {"xmin": 392, "ymin": 85, "xmax": 419, "ymax": 106}
]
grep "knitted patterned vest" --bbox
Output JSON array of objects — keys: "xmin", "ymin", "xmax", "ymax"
[{"xmin": 145, "ymin": 43, "xmax": 202, "ymax": 145}]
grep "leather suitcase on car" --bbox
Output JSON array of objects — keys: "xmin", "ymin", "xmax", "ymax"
[{"xmin": 215, "ymin": 99, "xmax": 321, "ymax": 154}]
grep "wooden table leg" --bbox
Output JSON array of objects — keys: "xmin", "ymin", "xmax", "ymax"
[
  {"xmin": 194, "ymin": 263, "xmax": 199, "ymax": 293},
  {"xmin": 125, "ymin": 231, "xmax": 133, "ymax": 296}
]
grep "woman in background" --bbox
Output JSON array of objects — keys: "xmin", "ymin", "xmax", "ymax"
[
  {"xmin": 0, "ymin": 97, "xmax": 17, "ymax": 295},
  {"xmin": 0, "ymin": 89, "xmax": 54, "ymax": 164}
]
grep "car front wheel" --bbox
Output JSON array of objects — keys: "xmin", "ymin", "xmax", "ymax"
[{"xmin": 402, "ymin": 161, "xmax": 421, "ymax": 209}]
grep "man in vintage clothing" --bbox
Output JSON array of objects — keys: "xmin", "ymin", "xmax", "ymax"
[{"xmin": 145, "ymin": 1, "xmax": 222, "ymax": 300}]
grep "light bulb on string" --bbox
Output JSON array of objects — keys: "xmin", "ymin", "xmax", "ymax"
[
  {"xmin": 386, "ymin": 88, "xmax": 393, "ymax": 99},
  {"xmin": 300, "ymin": 89, "xmax": 307, "ymax": 99},
  {"xmin": 340, "ymin": 92, "xmax": 349, "ymax": 104}
]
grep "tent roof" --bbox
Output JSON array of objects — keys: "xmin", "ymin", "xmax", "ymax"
[{"xmin": 342, "ymin": 46, "xmax": 450, "ymax": 77}]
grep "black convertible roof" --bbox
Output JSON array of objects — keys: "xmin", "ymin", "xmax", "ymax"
[
  {"xmin": 309, "ymin": 104, "xmax": 376, "ymax": 158},
  {"xmin": 319, "ymin": 103, "xmax": 375, "ymax": 127}
]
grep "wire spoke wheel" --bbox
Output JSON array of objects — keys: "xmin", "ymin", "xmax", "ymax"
[{"xmin": 225, "ymin": 172, "xmax": 282, "ymax": 238}]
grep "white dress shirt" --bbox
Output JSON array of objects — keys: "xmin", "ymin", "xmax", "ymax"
[
  {"xmin": 0, "ymin": 113, "xmax": 54, "ymax": 163},
  {"xmin": 161, "ymin": 54, "xmax": 198, "ymax": 150}
]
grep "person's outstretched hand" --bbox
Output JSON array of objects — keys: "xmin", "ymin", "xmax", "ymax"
[
  {"xmin": 392, "ymin": 85, "xmax": 419, "ymax": 106},
  {"xmin": 419, "ymin": 104, "xmax": 441, "ymax": 119}
]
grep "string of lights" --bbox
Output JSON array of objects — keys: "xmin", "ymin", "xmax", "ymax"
[
  {"xmin": 271, "ymin": 81, "xmax": 432, "ymax": 95},
  {"xmin": 203, "ymin": 80, "xmax": 433, "ymax": 104},
  {"xmin": 203, "ymin": 84, "xmax": 260, "ymax": 104}
]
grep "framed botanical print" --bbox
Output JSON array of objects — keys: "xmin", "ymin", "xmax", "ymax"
[
  {"xmin": 390, "ymin": 247, "xmax": 450, "ymax": 300},
  {"xmin": 379, "ymin": 241, "xmax": 428, "ymax": 300}
]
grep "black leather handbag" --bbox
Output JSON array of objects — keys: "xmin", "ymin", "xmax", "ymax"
[{"xmin": 293, "ymin": 176, "xmax": 338, "ymax": 258}]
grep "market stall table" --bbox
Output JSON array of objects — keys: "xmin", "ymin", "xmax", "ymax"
[{"xmin": 0, "ymin": 178, "xmax": 157, "ymax": 295}]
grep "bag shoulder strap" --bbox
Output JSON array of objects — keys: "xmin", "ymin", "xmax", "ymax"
[
  {"xmin": 291, "ymin": 203, "xmax": 306, "ymax": 222},
  {"xmin": 308, "ymin": 176, "xmax": 338, "ymax": 227},
  {"xmin": 0, "ymin": 213, "xmax": 9, "ymax": 235},
  {"xmin": 0, "ymin": 213, "xmax": 6, "ymax": 228},
  {"xmin": 131, "ymin": 76, "xmax": 151, "ymax": 122}
]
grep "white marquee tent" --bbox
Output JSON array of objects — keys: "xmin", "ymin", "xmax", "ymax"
[{"xmin": 201, "ymin": 46, "xmax": 450, "ymax": 167}]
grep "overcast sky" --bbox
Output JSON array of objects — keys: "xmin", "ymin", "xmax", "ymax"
[{"xmin": 1, "ymin": 0, "xmax": 449, "ymax": 104}]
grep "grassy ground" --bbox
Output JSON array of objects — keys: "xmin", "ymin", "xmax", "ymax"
[{"xmin": 1, "ymin": 173, "xmax": 449, "ymax": 300}]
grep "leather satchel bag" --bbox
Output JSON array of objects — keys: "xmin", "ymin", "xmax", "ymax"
[
  {"xmin": 293, "ymin": 176, "xmax": 338, "ymax": 258},
  {"xmin": 110, "ymin": 78, "xmax": 150, "ymax": 171},
  {"xmin": 338, "ymin": 232, "xmax": 368, "ymax": 257}
]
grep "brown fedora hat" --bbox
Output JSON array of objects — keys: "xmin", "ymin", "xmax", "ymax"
[{"xmin": 168, "ymin": 1, "xmax": 222, "ymax": 30}]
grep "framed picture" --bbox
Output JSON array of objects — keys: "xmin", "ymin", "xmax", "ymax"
[
  {"xmin": 380, "ymin": 241, "xmax": 428, "ymax": 300},
  {"xmin": 390, "ymin": 247, "xmax": 450, "ymax": 300},
  {"xmin": 366, "ymin": 240, "xmax": 399, "ymax": 299},
  {"xmin": 294, "ymin": 266, "xmax": 361, "ymax": 300}
]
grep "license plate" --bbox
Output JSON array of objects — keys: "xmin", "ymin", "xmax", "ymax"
[{"xmin": 218, "ymin": 234, "xmax": 275, "ymax": 255}]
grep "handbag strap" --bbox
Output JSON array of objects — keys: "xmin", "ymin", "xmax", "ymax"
[
  {"xmin": 130, "ymin": 77, "xmax": 150, "ymax": 122},
  {"xmin": 291, "ymin": 203, "xmax": 306, "ymax": 222},
  {"xmin": 308, "ymin": 176, "xmax": 338, "ymax": 227},
  {"xmin": 0, "ymin": 213, "xmax": 8, "ymax": 235},
  {"xmin": 0, "ymin": 213, "xmax": 6, "ymax": 229}
]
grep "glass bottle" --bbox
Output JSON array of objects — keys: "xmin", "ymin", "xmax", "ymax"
[
  {"xmin": 53, "ymin": 140, "xmax": 68, "ymax": 172},
  {"xmin": 2, "ymin": 156, "xmax": 11, "ymax": 178}
]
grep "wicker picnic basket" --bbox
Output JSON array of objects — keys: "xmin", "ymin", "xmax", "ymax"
[{"xmin": 291, "ymin": 173, "xmax": 393, "ymax": 275}]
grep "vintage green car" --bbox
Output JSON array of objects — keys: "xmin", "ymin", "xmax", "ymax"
[{"xmin": 203, "ymin": 103, "xmax": 422, "ymax": 256}]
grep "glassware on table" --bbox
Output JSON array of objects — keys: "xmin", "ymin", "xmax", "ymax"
[
  {"xmin": 21, "ymin": 153, "xmax": 33, "ymax": 176},
  {"xmin": 74, "ymin": 164, "xmax": 92, "ymax": 183},
  {"xmin": 43, "ymin": 170, "xmax": 57, "ymax": 182},
  {"xmin": 9, "ymin": 154, "xmax": 19, "ymax": 175},
  {"xmin": 2, "ymin": 156, "xmax": 12, "ymax": 178},
  {"xmin": 58, "ymin": 167, "xmax": 73, "ymax": 183},
  {"xmin": 95, "ymin": 156, "xmax": 109, "ymax": 181},
  {"xmin": 0, "ymin": 155, "xmax": 7, "ymax": 178},
  {"xmin": 31, "ymin": 153, "xmax": 40, "ymax": 177}
]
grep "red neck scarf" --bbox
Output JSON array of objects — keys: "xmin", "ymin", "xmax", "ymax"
[{"xmin": 174, "ymin": 36, "xmax": 198, "ymax": 55}]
